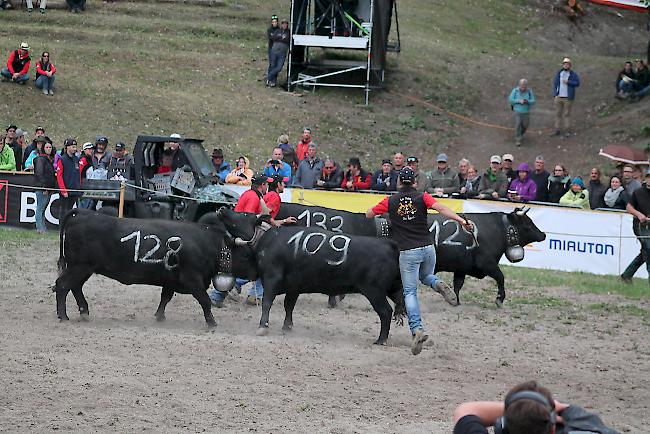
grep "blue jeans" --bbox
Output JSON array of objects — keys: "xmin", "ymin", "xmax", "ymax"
[
  {"xmin": 399, "ymin": 245, "xmax": 440, "ymax": 334},
  {"xmin": 636, "ymin": 84, "xmax": 650, "ymax": 99},
  {"xmin": 35, "ymin": 74, "xmax": 55, "ymax": 92},
  {"xmin": 209, "ymin": 277, "xmax": 264, "ymax": 302},
  {"xmin": 267, "ymin": 46, "xmax": 288, "ymax": 84},
  {"xmin": 1, "ymin": 67, "xmax": 29, "ymax": 84},
  {"xmin": 35, "ymin": 191, "xmax": 49, "ymax": 232}
]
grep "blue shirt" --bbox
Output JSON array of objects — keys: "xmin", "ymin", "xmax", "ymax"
[{"xmin": 263, "ymin": 161, "xmax": 292, "ymax": 184}]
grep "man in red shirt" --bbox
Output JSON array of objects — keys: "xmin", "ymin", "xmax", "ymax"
[
  {"xmin": 366, "ymin": 167, "xmax": 472, "ymax": 355},
  {"xmin": 264, "ymin": 173, "xmax": 297, "ymax": 225},
  {"xmin": 234, "ymin": 172, "xmax": 269, "ymax": 214},
  {"xmin": 295, "ymin": 128, "xmax": 313, "ymax": 161},
  {"xmin": 342, "ymin": 157, "xmax": 372, "ymax": 191},
  {"xmin": 1, "ymin": 42, "xmax": 31, "ymax": 85}
]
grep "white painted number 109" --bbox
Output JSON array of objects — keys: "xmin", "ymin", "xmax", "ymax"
[
  {"xmin": 287, "ymin": 230, "xmax": 351, "ymax": 266},
  {"xmin": 120, "ymin": 230, "xmax": 183, "ymax": 270}
]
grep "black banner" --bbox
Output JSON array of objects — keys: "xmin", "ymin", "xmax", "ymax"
[{"xmin": 0, "ymin": 171, "xmax": 63, "ymax": 230}]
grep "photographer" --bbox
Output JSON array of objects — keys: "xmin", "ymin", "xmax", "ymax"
[
  {"xmin": 508, "ymin": 78, "xmax": 535, "ymax": 146},
  {"xmin": 225, "ymin": 156, "xmax": 254, "ymax": 186},
  {"xmin": 263, "ymin": 147, "xmax": 292, "ymax": 184}
]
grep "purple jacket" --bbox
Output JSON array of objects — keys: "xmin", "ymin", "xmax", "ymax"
[{"xmin": 509, "ymin": 176, "xmax": 537, "ymax": 202}]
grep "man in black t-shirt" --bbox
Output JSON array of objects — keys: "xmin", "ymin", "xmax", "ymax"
[
  {"xmin": 624, "ymin": 168, "xmax": 650, "ymax": 285},
  {"xmin": 366, "ymin": 167, "xmax": 472, "ymax": 355}
]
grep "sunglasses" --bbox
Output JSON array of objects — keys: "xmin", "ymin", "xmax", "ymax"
[
  {"xmin": 324, "ymin": 166, "xmax": 334, "ymax": 169},
  {"xmin": 43, "ymin": 55, "xmax": 49, "ymax": 57}
]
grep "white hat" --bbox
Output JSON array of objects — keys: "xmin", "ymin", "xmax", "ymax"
[
  {"xmin": 20, "ymin": 42, "xmax": 30, "ymax": 51},
  {"xmin": 562, "ymin": 57, "xmax": 572, "ymax": 64},
  {"xmin": 170, "ymin": 133, "xmax": 182, "ymax": 140},
  {"xmin": 82, "ymin": 142, "xmax": 94, "ymax": 150},
  {"xmin": 502, "ymin": 153, "xmax": 514, "ymax": 162},
  {"xmin": 490, "ymin": 155, "xmax": 502, "ymax": 164}
]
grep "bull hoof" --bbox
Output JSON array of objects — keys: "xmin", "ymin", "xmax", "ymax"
[
  {"xmin": 495, "ymin": 298, "xmax": 504, "ymax": 308},
  {"xmin": 79, "ymin": 313, "xmax": 90, "ymax": 322},
  {"xmin": 282, "ymin": 323, "xmax": 293, "ymax": 332},
  {"xmin": 58, "ymin": 315, "xmax": 69, "ymax": 322},
  {"xmin": 373, "ymin": 338, "xmax": 387, "ymax": 346},
  {"xmin": 155, "ymin": 313, "xmax": 166, "ymax": 322},
  {"xmin": 206, "ymin": 320, "xmax": 217, "ymax": 328},
  {"xmin": 256, "ymin": 327, "xmax": 269, "ymax": 336}
]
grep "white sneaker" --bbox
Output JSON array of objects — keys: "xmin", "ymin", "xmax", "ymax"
[
  {"xmin": 49, "ymin": 89, "xmax": 54, "ymax": 95},
  {"xmin": 42, "ymin": 89, "xmax": 48, "ymax": 95}
]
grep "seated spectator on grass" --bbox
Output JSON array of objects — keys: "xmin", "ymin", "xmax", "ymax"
[
  {"xmin": 0, "ymin": 135, "xmax": 16, "ymax": 170},
  {"xmin": 507, "ymin": 162, "xmax": 537, "ymax": 202},
  {"xmin": 459, "ymin": 165, "xmax": 481, "ymax": 199},
  {"xmin": 547, "ymin": 164, "xmax": 571, "ymax": 203},
  {"xmin": 12, "ymin": 129, "xmax": 28, "ymax": 171},
  {"xmin": 427, "ymin": 153, "xmax": 460, "ymax": 197},
  {"xmin": 630, "ymin": 59, "xmax": 650, "ymax": 102},
  {"xmin": 371, "ymin": 158, "xmax": 397, "ymax": 192},
  {"xmin": 225, "ymin": 156, "xmax": 254, "ymax": 186},
  {"xmin": 406, "ymin": 156, "xmax": 427, "ymax": 193},
  {"xmin": 156, "ymin": 149, "xmax": 174, "ymax": 174},
  {"xmin": 296, "ymin": 128, "xmax": 313, "ymax": 161},
  {"xmin": 392, "ymin": 152, "xmax": 405, "ymax": 171},
  {"xmin": 341, "ymin": 157, "xmax": 371, "ymax": 191},
  {"xmin": 616, "ymin": 61, "xmax": 638, "ymax": 98},
  {"xmin": 66, "ymin": 0, "xmax": 85, "ymax": 13},
  {"xmin": 277, "ymin": 134, "xmax": 298, "ymax": 173},
  {"xmin": 315, "ymin": 159, "xmax": 343, "ymax": 190},
  {"xmin": 295, "ymin": 143, "xmax": 323, "ymax": 189},
  {"xmin": 0, "ymin": 0, "xmax": 15, "ymax": 9},
  {"xmin": 502, "ymin": 153, "xmax": 516, "ymax": 184},
  {"xmin": 26, "ymin": 0, "xmax": 47, "ymax": 13},
  {"xmin": 587, "ymin": 167, "xmax": 607, "ymax": 209},
  {"xmin": 457, "ymin": 158, "xmax": 470, "ymax": 186},
  {"xmin": 559, "ymin": 177, "xmax": 589, "ymax": 209},
  {"xmin": 603, "ymin": 175, "xmax": 629, "ymax": 210},
  {"xmin": 477, "ymin": 155, "xmax": 508, "ymax": 200},
  {"xmin": 211, "ymin": 148, "xmax": 231, "ymax": 182},
  {"xmin": 1, "ymin": 42, "xmax": 31, "ymax": 85},
  {"xmin": 24, "ymin": 136, "xmax": 46, "ymax": 171},
  {"xmin": 35, "ymin": 51, "xmax": 56, "ymax": 96},
  {"xmin": 622, "ymin": 164, "xmax": 641, "ymax": 196},
  {"xmin": 263, "ymin": 147, "xmax": 292, "ymax": 183},
  {"xmin": 530, "ymin": 155, "xmax": 550, "ymax": 201},
  {"xmin": 33, "ymin": 141, "xmax": 56, "ymax": 233}
]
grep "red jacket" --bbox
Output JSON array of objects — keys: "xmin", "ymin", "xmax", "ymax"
[
  {"xmin": 341, "ymin": 170, "xmax": 372, "ymax": 190},
  {"xmin": 296, "ymin": 140, "xmax": 312, "ymax": 161},
  {"xmin": 263, "ymin": 191, "xmax": 281, "ymax": 218},
  {"xmin": 234, "ymin": 189, "xmax": 263, "ymax": 214},
  {"xmin": 7, "ymin": 50, "xmax": 30, "ymax": 75},
  {"xmin": 36, "ymin": 61, "xmax": 56, "ymax": 78}
]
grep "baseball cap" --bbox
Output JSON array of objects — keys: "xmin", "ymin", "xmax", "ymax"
[
  {"xmin": 35, "ymin": 136, "xmax": 47, "ymax": 144},
  {"xmin": 15, "ymin": 129, "xmax": 25, "ymax": 138},
  {"xmin": 212, "ymin": 148, "xmax": 224, "ymax": 158},
  {"xmin": 6, "ymin": 124, "xmax": 17, "ymax": 132},
  {"xmin": 170, "ymin": 133, "xmax": 182, "ymax": 140},
  {"xmin": 490, "ymin": 155, "xmax": 502, "ymax": 164},
  {"xmin": 96, "ymin": 136, "xmax": 108, "ymax": 145},
  {"xmin": 64, "ymin": 138, "xmax": 77, "ymax": 147},
  {"xmin": 562, "ymin": 57, "xmax": 572, "ymax": 64},
  {"xmin": 381, "ymin": 158, "xmax": 392, "ymax": 165},
  {"xmin": 115, "ymin": 142, "xmax": 125, "ymax": 150},
  {"xmin": 271, "ymin": 14, "xmax": 278, "ymax": 20},
  {"xmin": 267, "ymin": 173, "xmax": 284, "ymax": 185},
  {"xmin": 20, "ymin": 42, "xmax": 29, "ymax": 51},
  {"xmin": 251, "ymin": 172, "xmax": 268, "ymax": 185},
  {"xmin": 398, "ymin": 167, "xmax": 416, "ymax": 184},
  {"xmin": 35, "ymin": 126, "xmax": 45, "ymax": 133},
  {"xmin": 436, "ymin": 153, "xmax": 448, "ymax": 163},
  {"xmin": 82, "ymin": 142, "xmax": 94, "ymax": 150},
  {"xmin": 406, "ymin": 156, "xmax": 419, "ymax": 163},
  {"xmin": 502, "ymin": 153, "xmax": 514, "ymax": 162}
]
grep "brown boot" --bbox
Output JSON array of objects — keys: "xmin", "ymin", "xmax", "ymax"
[{"xmin": 411, "ymin": 329, "xmax": 429, "ymax": 355}]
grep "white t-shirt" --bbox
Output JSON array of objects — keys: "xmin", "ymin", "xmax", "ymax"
[{"xmin": 558, "ymin": 70, "xmax": 570, "ymax": 97}]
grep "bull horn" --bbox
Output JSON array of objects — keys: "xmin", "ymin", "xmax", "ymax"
[
  {"xmin": 523, "ymin": 207, "xmax": 530, "ymax": 214},
  {"xmin": 234, "ymin": 237, "xmax": 249, "ymax": 246},
  {"xmin": 515, "ymin": 207, "xmax": 525, "ymax": 217}
]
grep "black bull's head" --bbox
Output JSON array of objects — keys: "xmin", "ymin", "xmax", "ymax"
[
  {"xmin": 501, "ymin": 206, "xmax": 546, "ymax": 262},
  {"xmin": 216, "ymin": 208, "xmax": 268, "ymax": 246}
]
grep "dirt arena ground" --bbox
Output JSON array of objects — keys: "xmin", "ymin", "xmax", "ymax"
[{"xmin": 1, "ymin": 236, "xmax": 649, "ymax": 433}]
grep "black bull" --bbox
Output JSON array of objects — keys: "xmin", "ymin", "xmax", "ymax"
[
  {"xmin": 54, "ymin": 209, "xmax": 251, "ymax": 326},
  {"xmin": 276, "ymin": 203, "xmax": 546, "ymax": 305},
  {"xmin": 218, "ymin": 208, "xmax": 405, "ymax": 344}
]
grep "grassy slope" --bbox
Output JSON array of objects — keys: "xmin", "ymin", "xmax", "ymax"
[{"xmin": 0, "ymin": 0, "xmax": 647, "ymax": 172}]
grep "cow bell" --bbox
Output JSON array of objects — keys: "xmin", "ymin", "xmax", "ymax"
[
  {"xmin": 505, "ymin": 245, "xmax": 525, "ymax": 263},
  {"xmin": 213, "ymin": 273, "xmax": 236, "ymax": 292}
]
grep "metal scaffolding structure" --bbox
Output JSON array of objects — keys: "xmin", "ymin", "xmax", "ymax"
[{"xmin": 287, "ymin": 0, "xmax": 400, "ymax": 105}]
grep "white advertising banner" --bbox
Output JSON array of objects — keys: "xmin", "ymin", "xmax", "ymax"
[{"xmin": 462, "ymin": 201, "xmax": 647, "ymax": 278}]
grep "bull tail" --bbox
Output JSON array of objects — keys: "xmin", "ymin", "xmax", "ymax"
[{"xmin": 56, "ymin": 208, "xmax": 78, "ymax": 280}]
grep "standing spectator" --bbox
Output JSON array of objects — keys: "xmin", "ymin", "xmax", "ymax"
[
  {"xmin": 341, "ymin": 157, "xmax": 371, "ymax": 191},
  {"xmin": 295, "ymin": 128, "xmax": 313, "ymax": 161},
  {"xmin": 502, "ymin": 154, "xmax": 516, "ymax": 184},
  {"xmin": 459, "ymin": 165, "xmax": 481, "ymax": 199},
  {"xmin": 457, "ymin": 158, "xmax": 470, "ymax": 186},
  {"xmin": 277, "ymin": 134, "xmax": 298, "ymax": 173},
  {"xmin": 547, "ymin": 164, "xmax": 571, "ymax": 203},
  {"xmin": 225, "ymin": 156, "xmax": 254, "ymax": 186},
  {"xmin": 23, "ymin": 126, "xmax": 51, "ymax": 169},
  {"xmin": 295, "ymin": 144, "xmax": 323, "ymax": 189},
  {"xmin": 507, "ymin": 162, "xmax": 537, "ymax": 202},
  {"xmin": 616, "ymin": 61, "xmax": 638, "ymax": 98},
  {"xmin": 552, "ymin": 57, "xmax": 580, "ymax": 137},
  {"xmin": 624, "ymin": 169, "xmax": 650, "ymax": 285},
  {"xmin": 24, "ymin": 136, "xmax": 46, "ymax": 171},
  {"xmin": 603, "ymin": 175, "xmax": 629, "ymax": 210},
  {"xmin": 34, "ymin": 51, "xmax": 56, "ymax": 96},
  {"xmin": 392, "ymin": 152, "xmax": 405, "ymax": 171},
  {"xmin": 26, "ymin": 0, "xmax": 47, "ymax": 13},
  {"xmin": 623, "ymin": 164, "xmax": 642, "ymax": 197},
  {"xmin": 78, "ymin": 142, "xmax": 95, "ymax": 209},
  {"xmin": 529, "ymin": 156, "xmax": 550, "ymax": 202},
  {"xmin": 1, "ymin": 42, "xmax": 31, "ymax": 85},
  {"xmin": 315, "ymin": 159, "xmax": 343, "ymax": 190},
  {"xmin": 4, "ymin": 124, "xmax": 18, "ymax": 147},
  {"xmin": 167, "ymin": 133, "xmax": 187, "ymax": 170},
  {"xmin": 33, "ymin": 141, "xmax": 56, "ymax": 233},
  {"xmin": 12, "ymin": 129, "xmax": 28, "ymax": 171},
  {"xmin": 211, "ymin": 148, "xmax": 231, "ymax": 182},
  {"xmin": 266, "ymin": 15, "xmax": 279, "ymax": 82},
  {"xmin": 66, "ymin": 0, "xmax": 85, "ymax": 13},
  {"xmin": 107, "ymin": 142, "xmax": 134, "ymax": 180},
  {"xmin": 508, "ymin": 78, "xmax": 536, "ymax": 146},
  {"xmin": 0, "ymin": 135, "xmax": 16, "ymax": 170},
  {"xmin": 371, "ymin": 158, "xmax": 397, "ymax": 192},
  {"xmin": 266, "ymin": 18, "xmax": 290, "ymax": 87},
  {"xmin": 406, "ymin": 156, "xmax": 427, "ymax": 193},
  {"xmin": 559, "ymin": 177, "xmax": 590, "ymax": 209},
  {"xmin": 587, "ymin": 167, "xmax": 607, "ymax": 209},
  {"xmin": 366, "ymin": 167, "xmax": 471, "ymax": 355},
  {"xmin": 427, "ymin": 153, "xmax": 460, "ymax": 197},
  {"xmin": 56, "ymin": 138, "xmax": 81, "ymax": 215},
  {"xmin": 263, "ymin": 147, "xmax": 292, "ymax": 183},
  {"xmin": 477, "ymin": 155, "xmax": 508, "ymax": 200},
  {"xmin": 92, "ymin": 136, "xmax": 112, "ymax": 171}
]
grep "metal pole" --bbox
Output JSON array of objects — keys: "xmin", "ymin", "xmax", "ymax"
[
  {"xmin": 287, "ymin": 0, "xmax": 296, "ymax": 90},
  {"xmin": 118, "ymin": 181, "xmax": 126, "ymax": 218},
  {"xmin": 365, "ymin": 0, "xmax": 374, "ymax": 105}
]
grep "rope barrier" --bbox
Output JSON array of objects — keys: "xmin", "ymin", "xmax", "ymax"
[
  {"xmin": 544, "ymin": 231, "xmax": 650, "ymax": 239},
  {"xmin": 3, "ymin": 182, "xmax": 121, "ymax": 193}
]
